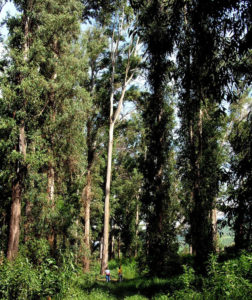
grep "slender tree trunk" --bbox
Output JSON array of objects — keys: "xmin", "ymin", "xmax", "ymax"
[
  {"xmin": 99, "ymin": 237, "xmax": 103, "ymax": 260},
  {"xmin": 191, "ymin": 106, "xmax": 214, "ymax": 273},
  {"xmin": 111, "ymin": 234, "xmax": 115, "ymax": 259},
  {"xmin": 7, "ymin": 124, "xmax": 27, "ymax": 259},
  {"xmin": 135, "ymin": 202, "xmax": 139, "ymax": 257},
  {"xmin": 47, "ymin": 163, "xmax": 55, "ymax": 249},
  {"xmin": 118, "ymin": 235, "xmax": 120, "ymax": 260},
  {"xmin": 101, "ymin": 121, "xmax": 115, "ymax": 274},
  {"xmin": 100, "ymin": 21, "xmax": 138, "ymax": 274},
  {"xmin": 82, "ymin": 169, "xmax": 92, "ymax": 272},
  {"xmin": 81, "ymin": 116, "xmax": 96, "ymax": 272},
  {"xmin": 47, "ymin": 37, "xmax": 57, "ymax": 250},
  {"xmin": 212, "ymin": 207, "xmax": 219, "ymax": 252}
]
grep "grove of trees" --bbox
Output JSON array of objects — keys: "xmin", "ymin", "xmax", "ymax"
[{"xmin": 0, "ymin": 0, "xmax": 251, "ymax": 298}]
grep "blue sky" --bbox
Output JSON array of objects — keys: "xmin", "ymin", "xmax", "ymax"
[
  {"xmin": 0, "ymin": 1, "xmax": 17, "ymax": 39},
  {"xmin": 0, "ymin": 1, "xmax": 17, "ymax": 57}
]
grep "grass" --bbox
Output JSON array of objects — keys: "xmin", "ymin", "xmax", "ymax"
[
  {"xmin": 62, "ymin": 275, "xmax": 176, "ymax": 299},
  {"xmin": 61, "ymin": 258, "xmax": 178, "ymax": 299},
  {"xmin": 59, "ymin": 252, "xmax": 252, "ymax": 300}
]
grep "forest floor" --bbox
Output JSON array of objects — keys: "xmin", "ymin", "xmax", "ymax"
[
  {"xmin": 63, "ymin": 275, "xmax": 172, "ymax": 299},
  {"xmin": 60, "ymin": 252, "xmax": 252, "ymax": 300},
  {"xmin": 62, "ymin": 259, "xmax": 173, "ymax": 299}
]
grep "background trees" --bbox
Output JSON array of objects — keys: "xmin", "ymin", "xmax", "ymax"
[
  {"xmin": 225, "ymin": 92, "xmax": 252, "ymax": 251},
  {"xmin": 0, "ymin": 0, "xmax": 251, "ymax": 286}
]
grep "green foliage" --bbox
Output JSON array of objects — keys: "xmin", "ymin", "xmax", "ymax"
[
  {"xmin": 225, "ymin": 92, "xmax": 252, "ymax": 251},
  {"xmin": 1, "ymin": 253, "xmax": 249, "ymax": 299},
  {"xmin": 0, "ymin": 256, "xmax": 41, "ymax": 300},
  {"xmin": 205, "ymin": 253, "xmax": 252, "ymax": 299},
  {"xmin": 111, "ymin": 116, "xmax": 144, "ymax": 257},
  {"xmin": 0, "ymin": 0, "xmax": 251, "ymax": 295},
  {"xmin": 0, "ymin": 249, "xmax": 79, "ymax": 299},
  {"xmin": 132, "ymin": 0, "xmax": 181, "ymax": 276},
  {"xmin": 21, "ymin": 238, "xmax": 50, "ymax": 265}
]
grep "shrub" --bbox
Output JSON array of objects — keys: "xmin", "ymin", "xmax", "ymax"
[
  {"xmin": 204, "ymin": 253, "xmax": 252, "ymax": 299},
  {"xmin": 0, "ymin": 256, "xmax": 41, "ymax": 300},
  {"xmin": 0, "ymin": 250, "xmax": 78, "ymax": 299}
]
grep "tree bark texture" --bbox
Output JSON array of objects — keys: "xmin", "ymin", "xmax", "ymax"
[
  {"xmin": 7, "ymin": 123, "xmax": 27, "ymax": 260},
  {"xmin": 82, "ymin": 169, "xmax": 92, "ymax": 272},
  {"xmin": 7, "ymin": 181, "xmax": 21, "ymax": 260}
]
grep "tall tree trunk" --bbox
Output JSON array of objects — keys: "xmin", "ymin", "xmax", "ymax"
[
  {"xmin": 7, "ymin": 5, "xmax": 30, "ymax": 258},
  {"xmin": 81, "ymin": 116, "xmax": 96, "ymax": 272},
  {"xmin": 100, "ymin": 20, "xmax": 138, "ymax": 274},
  {"xmin": 7, "ymin": 7, "xmax": 29, "ymax": 260},
  {"xmin": 101, "ymin": 121, "xmax": 115, "ymax": 274},
  {"xmin": 191, "ymin": 106, "xmax": 214, "ymax": 273},
  {"xmin": 82, "ymin": 168, "xmax": 92, "ymax": 272},
  {"xmin": 135, "ymin": 203, "xmax": 139, "ymax": 257},
  {"xmin": 99, "ymin": 237, "xmax": 103, "ymax": 260},
  {"xmin": 7, "ymin": 181, "xmax": 21, "ymax": 260},
  {"xmin": 7, "ymin": 124, "xmax": 27, "ymax": 260},
  {"xmin": 47, "ymin": 38, "xmax": 57, "ymax": 250}
]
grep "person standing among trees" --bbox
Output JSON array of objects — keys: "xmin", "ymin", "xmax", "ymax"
[
  {"xmin": 118, "ymin": 265, "xmax": 123, "ymax": 282},
  {"xmin": 105, "ymin": 266, "xmax": 111, "ymax": 282}
]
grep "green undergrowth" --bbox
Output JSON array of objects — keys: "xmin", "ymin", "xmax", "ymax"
[
  {"xmin": 0, "ymin": 252, "xmax": 251, "ymax": 299},
  {"xmin": 62, "ymin": 253, "xmax": 252, "ymax": 300}
]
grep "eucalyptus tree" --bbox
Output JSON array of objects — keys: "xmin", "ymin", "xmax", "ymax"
[
  {"xmin": 111, "ymin": 113, "xmax": 143, "ymax": 258},
  {"xmin": 100, "ymin": 1, "xmax": 140, "ymax": 274},
  {"xmin": 130, "ymin": 0, "xmax": 182, "ymax": 276},
  {"xmin": 130, "ymin": 0, "xmax": 251, "ymax": 275},
  {"xmin": 0, "ymin": 0, "xmax": 87, "ymax": 259},
  {"xmin": 176, "ymin": 0, "xmax": 251, "ymax": 273},
  {"xmin": 79, "ymin": 27, "xmax": 108, "ymax": 271},
  {"xmin": 0, "ymin": 0, "xmax": 39, "ymax": 260}
]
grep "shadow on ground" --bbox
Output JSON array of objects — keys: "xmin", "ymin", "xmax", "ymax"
[{"xmin": 79, "ymin": 276, "xmax": 182, "ymax": 299}]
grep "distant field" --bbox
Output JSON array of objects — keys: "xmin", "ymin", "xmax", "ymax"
[{"xmin": 178, "ymin": 225, "xmax": 235, "ymax": 253}]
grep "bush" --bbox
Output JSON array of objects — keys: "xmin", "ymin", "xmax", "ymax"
[
  {"xmin": 204, "ymin": 253, "xmax": 252, "ymax": 299},
  {"xmin": 0, "ymin": 249, "xmax": 78, "ymax": 299},
  {"xmin": 21, "ymin": 238, "xmax": 50, "ymax": 266},
  {"xmin": 0, "ymin": 256, "xmax": 41, "ymax": 299}
]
